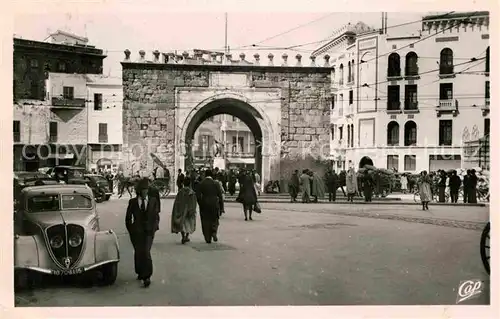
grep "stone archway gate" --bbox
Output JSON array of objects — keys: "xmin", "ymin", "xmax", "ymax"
[{"xmin": 121, "ymin": 50, "xmax": 333, "ymax": 192}]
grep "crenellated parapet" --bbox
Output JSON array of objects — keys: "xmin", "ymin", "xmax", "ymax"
[
  {"xmin": 421, "ymin": 11, "xmax": 489, "ymax": 34},
  {"xmin": 122, "ymin": 49, "xmax": 332, "ymax": 68}
]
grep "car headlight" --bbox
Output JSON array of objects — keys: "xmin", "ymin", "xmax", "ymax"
[
  {"xmin": 68, "ymin": 234, "xmax": 82, "ymax": 247},
  {"xmin": 50, "ymin": 235, "xmax": 64, "ymax": 249}
]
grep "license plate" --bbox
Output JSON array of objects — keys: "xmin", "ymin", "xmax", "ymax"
[{"xmin": 52, "ymin": 267, "xmax": 84, "ymax": 276}]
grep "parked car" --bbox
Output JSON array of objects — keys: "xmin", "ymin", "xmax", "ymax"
[
  {"xmin": 46, "ymin": 166, "xmax": 88, "ymax": 181},
  {"xmin": 14, "ymin": 172, "xmax": 59, "ymax": 209},
  {"xmin": 14, "ymin": 184, "xmax": 119, "ymax": 289},
  {"xmin": 84, "ymin": 174, "xmax": 113, "ymax": 201}
]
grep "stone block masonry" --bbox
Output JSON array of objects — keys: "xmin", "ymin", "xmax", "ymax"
[{"xmin": 122, "ymin": 50, "xmax": 331, "ymax": 187}]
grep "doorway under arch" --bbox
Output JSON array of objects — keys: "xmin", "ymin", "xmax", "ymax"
[
  {"xmin": 182, "ymin": 98, "xmax": 264, "ymax": 177},
  {"xmin": 359, "ymin": 156, "xmax": 374, "ymax": 169}
]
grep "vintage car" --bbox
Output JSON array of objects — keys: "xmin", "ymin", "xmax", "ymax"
[
  {"xmin": 84, "ymin": 174, "xmax": 113, "ymax": 201},
  {"xmin": 14, "ymin": 184, "xmax": 119, "ymax": 289}
]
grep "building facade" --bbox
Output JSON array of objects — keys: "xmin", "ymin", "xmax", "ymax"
[
  {"xmin": 192, "ymin": 114, "xmax": 256, "ymax": 169},
  {"xmin": 86, "ymin": 75, "xmax": 123, "ymax": 173},
  {"xmin": 313, "ymin": 11, "xmax": 490, "ymax": 173},
  {"xmin": 13, "ymin": 32, "xmax": 107, "ymax": 171}
]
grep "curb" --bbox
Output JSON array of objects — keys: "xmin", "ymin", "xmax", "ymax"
[{"xmin": 226, "ymin": 200, "xmax": 486, "ymax": 207}]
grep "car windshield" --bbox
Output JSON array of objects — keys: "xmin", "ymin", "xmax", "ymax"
[
  {"xmin": 27, "ymin": 194, "xmax": 92, "ymax": 212},
  {"xmin": 69, "ymin": 170, "xmax": 85, "ymax": 178}
]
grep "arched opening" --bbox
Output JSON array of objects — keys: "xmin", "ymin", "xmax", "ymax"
[
  {"xmin": 405, "ymin": 52, "xmax": 418, "ymax": 76},
  {"xmin": 440, "ymin": 48, "xmax": 454, "ymax": 75},
  {"xmin": 347, "ymin": 61, "xmax": 352, "ymax": 83},
  {"xmin": 351, "ymin": 59, "xmax": 355, "ymax": 83},
  {"xmin": 387, "ymin": 53, "xmax": 401, "ymax": 77},
  {"xmin": 387, "ymin": 121, "xmax": 400, "ymax": 146},
  {"xmin": 404, "ymin": 120, "xmax": 417, "ymax": 146},
  {"xmin": 359, "ymin": 156, "xmax": 373, "ymax": 169},
  {"xmin": 183, "ymin": 98, "xmax": 263, "ymax": 178}
]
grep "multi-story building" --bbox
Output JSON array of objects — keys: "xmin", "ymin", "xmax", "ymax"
[
  {"xmin": 86, "ymin": 75, "xmax": 123, "ymax": 172},
  {"xmin": 13, "ymin": 31, "xmax": 106, "ymax": 171},
  {"xmin": 314, "ymin": 11, "xmax": 490, "ymax": 173},
  {"xmin": 192, "ymin": 114, "xmax": 256, "ymax": 170}
]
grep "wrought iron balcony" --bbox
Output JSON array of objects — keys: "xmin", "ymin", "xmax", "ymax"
[
  {"xmin": 482, "ymin": 98, "xmax": 490, "ymax": 115},
  {"xmin": 439, "ymin": 65, "xmax": 455, "ymax": 78},
  {"xmin": 386, "ymin": 101, "xmax": 402, "ymax": 113},
  {"xmin": 51, "ymin": 97, "xmax": 86, "ymax": 108}
]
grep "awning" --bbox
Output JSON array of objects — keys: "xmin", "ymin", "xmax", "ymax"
[{"xmin": 97, "ymin": 158, "xmax": 113, "ymax": 166}]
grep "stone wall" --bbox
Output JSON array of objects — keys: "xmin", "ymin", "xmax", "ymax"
[{"xmin": 122, "ymin": 63, "xmax": 331, "ymax": 185}]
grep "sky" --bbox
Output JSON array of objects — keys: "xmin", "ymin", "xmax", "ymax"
[{"xmin": 12, "ymin": 2, "xmax": 432, "ymax": 78}]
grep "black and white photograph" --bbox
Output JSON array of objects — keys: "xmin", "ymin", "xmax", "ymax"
[{"xmin": 6, "ymin": 0, "xmax": 495, "ymax": 316}]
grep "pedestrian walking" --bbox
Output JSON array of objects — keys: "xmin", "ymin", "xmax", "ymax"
[
  {"xmin": 310, "ymin": 170, "xmax": 325, "ymax": 203},
  {"xmin": 299, "ymin": 169, "xmax": 312, "ymax": 203},
  {"xmin": 176, "ymin": 169, "xmax": 185, "ymax": 192},
  {"xmin": 228, "ymin": 169, "xmax": 236, "ymax": 196},
  {"xmin": 327, "ymin": 170, "xmax": 339, "ymax": 202},
  {"xmin": 438, "ymin": 170, "xmax": 447, "ymax": 203},
  {"xmin": 171, "ymin": 178, "xmax": 197, "ymax": 244},
  {"xmin": 288, "ymin": 170, "xmax": 300, "ymax": 202},
  {"xmin": 215, "ymin": 174, "xmax": 226, "ymax": 215},
  {"xmin": 196, "ymin": 169, "xmax": 223, "ymax": 243},
  {"xmin": 125, "ymin": 178, "xmax": 160, "ymax": 288},
  {"xmin": 463, "ymin": 170, "xmax": 470, "ymax": 203},
  {"xmin": 468, "ymin": 169, "xmax": 478, "ymax": 203},
  {"xmin": 237, "ymin": 170, "xmax": 258, "ymax": 221},
  {"xmin": 361, "ymin": 170, "xmax": 374, "ymax": 202},
  {"xmin": 345, "ymin": 167, "xmax": 358, "ymax": 203},
  {"xmin": 400, "ymin": 174, "xmax": 408, "ymax": 194},
  {"xmin": 417, "ymin": 171, "xmax": 432, "ymax": 210},
  {"xmin": 449, "ymin": 170, "xmax": 461, "ymax": 203}
]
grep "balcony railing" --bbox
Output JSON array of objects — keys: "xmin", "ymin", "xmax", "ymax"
[
  {"xmin": 482, "ymin": 98, "xmax": 490, "ymax": 115},
  {"xmin": 437, "ymin": 99, "xmax": 459, "ymax": 117},
  {"xmin": 387, "ymin": 101, "xmax": 401, "ymax": 113},
  {"xmin": 439, "ymin": 65, "xmax": 455, "ymax": 78},
  {"xmin": 51, "ymin": 97, "xmax": 86, "ymax": 108},
  {"xmin": 345, "ymin": 104, "xmax": 354, "ymax": 117},
  {"xmin": 98, "ymin": 135, "xmax": 108, "ymax": 143},
  {"xmin": 404, "ymin": 101, "xmax": 419, "ymax": 112},
  {"xmin": 405, "ymin": 66, "xmax": 420, "ymax": 78}
]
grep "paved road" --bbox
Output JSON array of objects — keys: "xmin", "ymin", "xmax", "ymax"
[{"xmin": 15, "ymin": 199, "xmax": 490, "ymax": 306}]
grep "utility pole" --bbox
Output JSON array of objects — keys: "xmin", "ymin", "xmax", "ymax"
[
  {"xmin": 224, "ymin": 12, "xmax": 228, "ymax": 53},
  {"xmin": 385, "ymin": 12, "xmax": 388, "ymax": 34}
]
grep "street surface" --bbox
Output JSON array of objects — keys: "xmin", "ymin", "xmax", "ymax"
[{"xmin": 15, "ymin": 198, "xmax": 490, "ymax": 306}]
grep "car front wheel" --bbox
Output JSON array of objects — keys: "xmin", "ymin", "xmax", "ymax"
[{"xmin": 97, "ymin": 262, "xmax": 118, "ymax": 286}]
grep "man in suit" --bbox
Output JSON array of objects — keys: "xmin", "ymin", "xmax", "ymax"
[
  {"xmin": 196, "ymin": 168, "xmax": 223, "ymax": 243},
  {"xmin": 125, "ymin": 177, "xmax": 160, "ymax": 288}
]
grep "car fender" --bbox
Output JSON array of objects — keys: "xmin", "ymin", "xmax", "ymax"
[
  {"xmin": 14, "ymin": 235, "xmax": 40, "ymax": 268},
  {"xmin": 94, "ymin": 230, "xmax": 119, "ymax": 263}
]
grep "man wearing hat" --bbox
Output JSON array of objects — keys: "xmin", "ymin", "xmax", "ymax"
[
  {"xmin": 125, "ymin": 177, "xmax": 160, "ymax": 287},
  {"xmin": 196, "ymin": 168, "xmax": 223, "ymax": 243}
]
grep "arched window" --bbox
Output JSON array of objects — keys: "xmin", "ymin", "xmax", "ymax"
[
  {"xmin": 347, "ymin": 124, "xmax": 351, "ymax": 147},
  {"xmin": 339, "ymin": 64, "xmax": 344, "ymax": 85},
  {"xmin": 404, "ymin": 121, "xmax": 417, "ymax": 146},
  {"xmin": 347, "ymin": 61, "xmax": 352, "ymax": 83},
  {"xmin": 440, "ymin": 48, "xmax": 454, "ymax": 75},
  {"xmin": 387, "ymin": 121, "xmax": 400, "ymax": 146},
  {"xmin": 387, "ymin": 53, "xmax": 401, "ymax": 77},
  {"xmin": 350, "ymin": 124, "xmax": 355, "ymax": 147},
  {"xmin": 405, "ymin": 52, "xmax": 418, "ymax": 76},
  {"xmin": 351, "ymin": 59, "xmax": 355, "ymax": 83},
  {"xmin": 486, "ymin": 47, "xmax": 490, "ymax": 73}
]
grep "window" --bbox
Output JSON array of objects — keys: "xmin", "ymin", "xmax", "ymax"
[
  {"xmin": 49, "ymin": 121, "xmax": 58, "ymax": 143},
  {"xmin": 347, "ymin": 62, "xmax": 352, "ymax": 83},
  {"xmin": 404, "ymin": 121, "xmax": 417, "ymax": 146},
  {"xmin": 330, "ymin": 126, "xmax": 335, "ymax": 140},
  {"xmin": 484, "ymin": 118, "xmax": 490, "ymax": 136},
  {"xmin": 30, "ymin": 81, "xmax": 39, "ymax": 99},
  {"xmin": 94, "ymin": 93, "xmax": 103, "ymax": 111},
  {"xmin": 350, "ymin": 124, "xmax": 354, "ymax": 147},
  {"xmin": 404, "ymin": 155, "xmax": 416, "ymax": 171},
  {"xmin": 351, "ymin": 59, "xmax": 355, "ymax": 83},
  {"xmin": 387, "ymin": 85, "xmax": 400, "ymax": 110},
  {"xmin": 387, "ymin": 53, "xmax": 401, "ymax": 77},
  {"xmin": 231, "ymin": 136, "xmax": 237, "ymax": 152},
  {"xmin": 387, "ymin": 155, "xmax": 399, "ymax": 170},
  {"xmin": 440, "ymin": 83, "xmax": 453, "ymax": 100},
  {"xmin": 404, "ymin": 85, "xmax": 418, "ymax": 109},
  {"xmin": 238, "ymin": 136, "xmax": 244, "ymax": 152},
  {"xmin": 339, "ymin": 64, "xmax": 344, "ymax": 85},
  {"xmin": 58, "ymin": 62, "xmax": 66, "ymax": 72},
  {"xmin": 13, "ymin": 120, "xmax": 20, "ymax": 142},
  {"xmin": 331, "ymin": 95, "xmax": 336, "ymax": 110},
  {"xmin": 486, "ymin": 47, "xmax": 490, "ymax": 73},
  {"xmin": 348, "ymin": 90, "xmax": 353, "ymax": 105},
  {"xmin": 347, "ymin": 125, "xmax": 351, "ymax": 147},
  {"xmin": 30, "ymin": 59, "xmax": 39, "ymax": 68},
  {"xmin": 485, "ymin": 81, "xmax": 490, "ymax": 99},
  {"xmin": 387, "ymin": 121, "xmax": 399, "ymax": 146},
  {"xmin": 439, "ymin": 120, "xmax": 453, "ymax": 146},
  {"xmin": 63, "ymin": 86, "xmax": 74, "ymax": 99},
  {"xmin": 440, "ymin": 48, "xmax": 454, "ymax": 75},
  {"xmin": 339, "ymin": 125, "xmax": 343, "ymax": 140},
  {"xmin": 98, "ymin": 123, "xmax": 108, "ymax": 143},
  {"xmin": 405, "ymin": 52, "xmax": 418, "ymax": 76},
  {"xmin": 339, "ymin": 94, "xmax": 344, "ymax": 116}
]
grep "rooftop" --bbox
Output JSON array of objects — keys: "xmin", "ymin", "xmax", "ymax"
[
  {"xmin": 14, "ymin": 37, "xmax": 106, "ymax": 57},
  {"xmin": 422, "ymin": 11, "xmax": 489, "ymax": 21}
]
